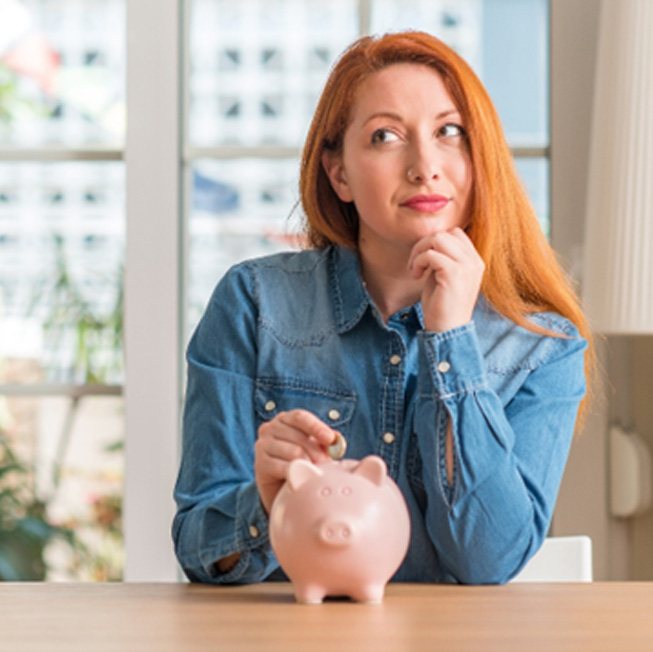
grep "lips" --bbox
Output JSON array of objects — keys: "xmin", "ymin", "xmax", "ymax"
[{"xmin": 400, "ymin": 194, "xmax": 450, "ymax": 213}]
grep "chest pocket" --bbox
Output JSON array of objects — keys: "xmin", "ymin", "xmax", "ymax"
[{"xmin": 254, "ymin": 379, "xmax": 356, "ymax": 433}]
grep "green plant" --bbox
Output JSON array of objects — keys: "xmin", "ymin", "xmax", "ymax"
[
  {"xmin": 58, "ymin": 439, "xmax": 124, "ymax": 581},
  {"xmin": 29, "ymin": 234, "xmax": 124, "ymax": 384},
  {"xmin": 0, "ymin": 433, "xmax": 75, "ymax": 580}
]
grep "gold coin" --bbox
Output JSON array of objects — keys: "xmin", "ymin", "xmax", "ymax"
[{"xmin": 328, "ymin": 432, "xmax": 347, "ymax": 460}]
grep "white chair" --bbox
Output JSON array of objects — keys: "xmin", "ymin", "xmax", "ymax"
[{"xmin": 511, "ymin": 536, "xmax": 593, "ymax": 582}]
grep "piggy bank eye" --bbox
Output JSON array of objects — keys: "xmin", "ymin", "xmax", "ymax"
[
  {"xmin": 320, "ymin": 487, "xmax": 332, "ymax": 497},
  {"xmin": 341, "ymin": 486, "xmax": 352, "ymax": 496}
]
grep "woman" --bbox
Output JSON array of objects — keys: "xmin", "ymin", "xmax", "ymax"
[{"xmin": 172, "ymin": 31, "xmax": 592, "ymax": 585}]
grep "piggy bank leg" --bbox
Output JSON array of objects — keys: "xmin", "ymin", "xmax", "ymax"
[
  {"xmin": 351, "ymin": 583, "xmax": 385, "ymax": 604},
  {"xmin": 293, "ymin": 583, "xmax": 327, "ymax": 605}
]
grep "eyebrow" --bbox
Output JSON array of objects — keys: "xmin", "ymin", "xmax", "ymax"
[{"xmin": 362, "ymin": 108, "xmax": 460, "ymax": 126}]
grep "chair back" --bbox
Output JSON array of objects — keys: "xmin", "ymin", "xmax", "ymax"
[{"xmin": 511, "ymin": 536, "xmax": 593, "ymax": 582}]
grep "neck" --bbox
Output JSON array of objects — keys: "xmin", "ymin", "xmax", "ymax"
[{"xmin": 358, "ymin": 242, "xmax": 423, "ymax": 322}]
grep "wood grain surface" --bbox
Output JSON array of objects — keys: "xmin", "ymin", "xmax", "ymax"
[{"xmin": 2, "ymin": 581, "xmax": 652, "ymax": 652}]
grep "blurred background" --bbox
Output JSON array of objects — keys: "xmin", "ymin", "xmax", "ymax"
[{"xmin": 1, "ymin": 0, "xmax": 650, "ymax": 583}]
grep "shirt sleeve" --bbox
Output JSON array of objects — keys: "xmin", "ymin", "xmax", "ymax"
[
  {"xmin": 413, "ymin": 320, "xmax": 587, "ymax": 584},
  {"xmin": 171, "ymin": 263, "xmax": 279, "ymax": 584}
]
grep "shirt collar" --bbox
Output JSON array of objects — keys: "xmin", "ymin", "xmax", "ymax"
[
  {"xmin": 329, "ymin": 246, "xmax": 371, "ymax": 334},
  {"xmin": 329, "ymin": 245, "xmax": 433, "ymax": 332},
  {"xmin": 329, "ymin": 246, "xmax": 490, "ymax": 333}
]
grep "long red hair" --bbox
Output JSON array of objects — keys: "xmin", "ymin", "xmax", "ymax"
[{"xmin": 299, "ymin": 31, "xmax": 594, "ymax": 425}]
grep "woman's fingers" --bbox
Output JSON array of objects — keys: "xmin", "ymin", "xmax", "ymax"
[
  {"xmin": 260, "ymin": 436, "xmax": 312, "ymax": 462},
  {"xmin": 259, "ymin": 411, "xmax": 335, "ymax": 460},
  {"xmin": 258, "ymin": 425, "xmax": 325, "ymax": 464},
  {"xmin": 257, "ymin": 409, "xmax": 336, "ymax": 464},
  {"xmin": 408, "ymin": 228, "xmax": 485, "ymax": 333},
  {"xmin": 409, "ymin": 248, "xmax": 454, "ymax": 280},
  {"xmin": 277, "ymin": 410, "xmax": 337, "ymax": 449},
  {"xmin": 408, "ymin": 231, "xmax": 465, "ymax": 274},
  {"xmin": 409, "ymin": 228, "xmax": 482, "ymax": 278},
  {"xmin": 255, "ymin": 409, "xmax": 337, "ymax": 514}
]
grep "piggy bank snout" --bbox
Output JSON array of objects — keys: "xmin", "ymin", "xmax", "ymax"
[{"xmin": 316, "ymin": 519, "xmax": 355, "ymax": 547}]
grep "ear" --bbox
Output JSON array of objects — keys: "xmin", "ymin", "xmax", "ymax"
[
  {"xmin": 321, "ymin": 150, "xmax": 354, "ymax": 202},
  {"xmin": 287, "ymin": 459, "xmax": 323, "ymax": 491},
  {"xmin": 353, "ymin": 456, "xmax": 387, "ymax": 487}
]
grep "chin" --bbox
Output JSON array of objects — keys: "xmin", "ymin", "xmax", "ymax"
[{"xmin": 411, "ymin": 222, "xmax": 455, "ymax": 237}]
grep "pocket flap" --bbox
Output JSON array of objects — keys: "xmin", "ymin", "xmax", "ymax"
[{"xmin": 255, "ymin": 379, "xmax": 356, "ymax": 429}]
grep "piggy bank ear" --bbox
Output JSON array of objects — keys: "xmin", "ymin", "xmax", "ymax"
[
  {"xmin": 353, "ymin": 455, "xmax": 387, "ymax": 486},
  {"xmin": 287, "ymin": 459, "xmax": 323, "ymax": 491}
]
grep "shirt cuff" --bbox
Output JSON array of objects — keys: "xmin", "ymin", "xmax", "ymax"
[
  {"xmin": 202, "ymin": 481, "xmax": 273, "ymax": 582},
  {"xmin": 418, "ymin": 322, "xmax": 489, "ymax": 399}
]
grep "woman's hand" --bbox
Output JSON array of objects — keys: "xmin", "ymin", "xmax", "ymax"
[
  {"xmin": 408, "ymin": 227, "xmax": 485, "ymax": 332},
  {"xmin": 254, "ymin": 409, "xmax": 336, "ymax": 514}
]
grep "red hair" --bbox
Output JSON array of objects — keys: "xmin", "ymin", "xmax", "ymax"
[{"xmin": 299, "ymin": 31, "xmax": 594, "ymax": 425}]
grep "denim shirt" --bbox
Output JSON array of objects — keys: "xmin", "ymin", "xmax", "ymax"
[{"xmin": 172, "ymin": 246, "xmax": 587, "ymax": 585}]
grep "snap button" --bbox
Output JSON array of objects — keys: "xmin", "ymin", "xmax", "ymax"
[
  {"xmin": 327, "ymin": 409, "xmax": 341, "ymax": 421},
  {"xmin": 437, "ymin": 361, "xmax": 451, "ymax": 373},
  {"xmin": 249, "ymin": 525, "xmax": 259, "ymax": 538},
  {"xmin": 389, "ymin": 354, "xmax": 402, "ymax": 365},
  {"xmin": 382, "ymin": 432, "xmax": 395, "ymax": 444},
  {"xmin": 264, "ymin": 400, "xmax": 276, "ymax": 412}
]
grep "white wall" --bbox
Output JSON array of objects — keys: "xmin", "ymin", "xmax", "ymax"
[{"xmin": 550, "ymin": 0, "xmax": 631, "ymax": 580}]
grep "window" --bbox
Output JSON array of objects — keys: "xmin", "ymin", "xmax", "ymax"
[
  {"xmin": 186, "ymin": 0, "xmax": 550, "ymax": 339},
  {"xmin": 0, "ymin": 0, "xmax": 125, "ymax": 580}
]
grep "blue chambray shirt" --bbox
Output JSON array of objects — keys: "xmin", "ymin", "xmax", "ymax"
[{"xmin": 172, "ymin": 246, "xmax": 587, "ymax": 585}]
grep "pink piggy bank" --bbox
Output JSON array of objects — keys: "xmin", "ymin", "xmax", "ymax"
[{"xmin": 269, "ymin": 455, "xmax": 410, "ymax": 604}]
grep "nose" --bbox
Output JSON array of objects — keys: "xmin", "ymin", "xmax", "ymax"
[
  {"xmin": 406, "ymin": 141, "xmax": 441, "ymax": 183},
  {"xmin": 317, "ymin": 520, "xmax": 354, "ymax": 547}
]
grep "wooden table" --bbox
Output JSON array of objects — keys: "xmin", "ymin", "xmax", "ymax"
[{"xmin": 2, "ymin": 582, "xmax": 652, "ymax": 651}]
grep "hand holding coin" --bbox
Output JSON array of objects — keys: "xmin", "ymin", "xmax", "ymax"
[{"xmin": 328, "ymin": 431, "xmax": 347, "ymax": 460}]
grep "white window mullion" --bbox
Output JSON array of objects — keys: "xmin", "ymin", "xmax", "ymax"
[{"xmin": 124, "ymin": 0, "xmax": 183, "ymax": 581}]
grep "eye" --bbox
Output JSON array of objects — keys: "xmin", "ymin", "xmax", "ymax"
[
  {"xmin": 438, "ymin": 123, "xmax": 466, "ymax": 139},
  {"xmin": 371, "ymin": 128, "xmax": 400, "ymax": 145}
]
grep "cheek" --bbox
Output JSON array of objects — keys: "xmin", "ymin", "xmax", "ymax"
[
  {"xmin": 347, "ymin": 160, "xmax": 395, "ymax": 204},
  {"xmin": 451, "ymin": 153, "xmax": 473, "ymax": 197}
]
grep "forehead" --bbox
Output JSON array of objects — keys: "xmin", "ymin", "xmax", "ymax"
[{"xmin": 349, "ymin": 63, "xmax": 455, "ymax": 121}]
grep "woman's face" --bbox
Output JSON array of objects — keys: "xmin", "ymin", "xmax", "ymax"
[{"xmin": 323, "ymin": 63, "xmax": 473, "ymax": 256}]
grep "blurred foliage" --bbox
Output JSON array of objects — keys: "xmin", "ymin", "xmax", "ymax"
[
  {"xmin": 1, "ymin": 40, "xmax": 124, "ymax": 581},
  {"xmin": 0, "ymin": 433, "xmax": 75, "ymax": 580},
  {"xmin": 0, "ymin": 425, "xmax": 124, "ymax": 581},
  {"xmin": 29, "ymin": 234, "xmax": 124, "ymax": 384},
  {"xmin": 58, "ymin": 439, "xmax": 124, "ymax": 582},
  {"xmin": 67, "ymin": 490, "xmax": 123, "ymax": 581}
]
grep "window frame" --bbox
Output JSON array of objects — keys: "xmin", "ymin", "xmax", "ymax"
[{"xmin": 124, "ymin": 0, "xmax": 183, "ymax": 580}]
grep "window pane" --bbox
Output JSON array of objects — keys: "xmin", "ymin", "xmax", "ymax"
[
  {"xmin": 481, "ymin": 0, "xmax": 549, "ymax": 147},
  {"xmin": 188, "ymin": 159, "xmax": 302, "ymax": 333},
  {"xmin": 370, "ymin": 0, "xmax": 484, "ymax": 70},
  {"xmin": 186, "ymin": 0, "xmax": 551, "ymax": 342},
  {"xmin": 189, "ymin": 0, "xmax": 358, "ymax": 147},
  {"xmin": 0, "ymin": 0, "xmax": 125, "ymax": 147},
  {"xmin": 515, "ymin": 157, "xmax": 549, "ymax": 236},
  {"xmin": 370, "ymin": 0, "xmax": 549, "ymax": 147},
  {"xmin": 0, "ymin": 394, "xmax": 123, "ymax": 580},
  {"xmin": 0, "ymin": 162, "xmax": 124, "ymax": 384}
]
